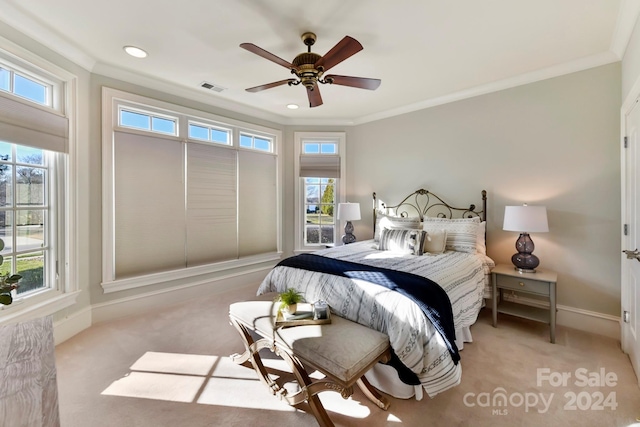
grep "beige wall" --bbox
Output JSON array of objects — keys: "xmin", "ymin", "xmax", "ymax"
[{"xmin": 347, "ymin": 63, "xmax": 621, "ymax": 316}]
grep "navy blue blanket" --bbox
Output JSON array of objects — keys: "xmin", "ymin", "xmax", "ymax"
[{"xmin": 277, "ymin": 254, "xmax": 460, "ymax": 371}]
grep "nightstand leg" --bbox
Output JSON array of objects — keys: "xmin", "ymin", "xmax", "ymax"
[
  {"xmin": 550, "ymin": 282, "xmax": 556, "ymax": 343},
  {"xmin": 492, "ymin": 273, "xmax": 498, "ymax": 327}
]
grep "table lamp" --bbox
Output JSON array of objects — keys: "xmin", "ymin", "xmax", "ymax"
[
  {"xmin": 503, "ymin": 204, "xmax": 549, "ymax": 273},
  {"xmin": 337, "ymin": 202, "xmax": 361, "ymax": 244}
]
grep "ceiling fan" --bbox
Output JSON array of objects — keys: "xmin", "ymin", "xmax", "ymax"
[{"xmin": 240, "ymin": 32, "xmax": 381, "ymax": 108}]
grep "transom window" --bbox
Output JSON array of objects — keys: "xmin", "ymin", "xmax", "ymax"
[
  {"xmin": 188, "ymin": 122, "xmax": 231, "ymax": 145},
  {"xmin": 119, "ymin": 108, "xmax": 177, "ymax": 136},
  {"xmin": 240, "ymin": 133, "xmax": 272, "ymax": 152},
  {"xmin": 0, "ymin": 66, "xmax": 51, "ymax": 106},
  {"xmin": 303, "ymin": 142, "xmax": 337, "ymax": 154}
]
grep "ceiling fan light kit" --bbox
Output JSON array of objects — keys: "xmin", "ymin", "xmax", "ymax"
[{"xmin": 240, "ymin": 32, "xmax": 381, "ymax": 108}]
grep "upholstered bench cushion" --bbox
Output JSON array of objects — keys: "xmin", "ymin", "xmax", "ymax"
[{"xmin": 229, "ymin": 299, "xmax": 390, "ymax": 384}]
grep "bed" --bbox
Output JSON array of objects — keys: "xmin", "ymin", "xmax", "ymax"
[{"xmin": 257, "ymin": 189, "xmax": 495, "ymax": 400}]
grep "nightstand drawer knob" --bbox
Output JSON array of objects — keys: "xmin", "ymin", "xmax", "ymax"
[{"xmin": 519, "ymin": 282, "xmax": 525, "ymax": 287}]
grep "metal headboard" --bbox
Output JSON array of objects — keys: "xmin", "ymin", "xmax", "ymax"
[{"xmin": 372, "ymin": 189, "xmax": 487, "ymax": 236}]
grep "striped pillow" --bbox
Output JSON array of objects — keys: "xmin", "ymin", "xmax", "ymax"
[
  {"xmin": 378, "ymin": 228, "xmax": 426, "ymax": 255},
  {"xmin": 375, "ymin": 213, "xmax": 421, "ymax": 242},
  {"xmin": 423, "ymin": 217, "xmax": 480, "ymax": 253}
]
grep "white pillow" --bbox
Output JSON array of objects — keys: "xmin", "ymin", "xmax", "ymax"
[
  {"xmin": 423, "ymin": 229, "xmax": 447, "ymax": 254},
  {"xmin": 378, "ymin": 228, "xmax": 426, "ymax": 255},
  {"xmin": 423, "ymin": 217, "xmax": 479, "ymax": 254},
  {"xmin": 375, "ymin": 213, "xmax": 421, "ymax": 242}
]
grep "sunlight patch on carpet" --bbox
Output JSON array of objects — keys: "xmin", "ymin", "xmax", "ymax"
[
  {"xmin": 318, "ymin": 392, "xmax": 371, "ymax": 419},
  {"xmin": 130, "ymin": 351, "xmax": 217, "ymax": 376},
  {"xmin": 197, "ymin": 376, "xmax": 296, "ymax": 411},
  {"xmin": 102, "ymin": 372, "xmax": 206, "ymax": 402}
]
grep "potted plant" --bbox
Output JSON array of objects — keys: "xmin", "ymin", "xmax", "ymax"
[
  {"xmin": 0, "ymin": 238, "xmax": 22, "ymax": 306},
  {"xmin": 277, "ymin": 288, "xmax": 303, "ymax": 315}
]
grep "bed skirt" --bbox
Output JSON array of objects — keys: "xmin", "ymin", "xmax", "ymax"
[{"xmin": 364, "ymin": 325, "xmax": 472, "ymax": 400}]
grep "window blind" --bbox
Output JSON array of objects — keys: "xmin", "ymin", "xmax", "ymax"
[
  {"xmin": 186, "ymin": 142, "xmax": 238, "ymax": 266},
  {"xmin": 0, "ymin": 92, "xmax": 68, "ymax": 153},
  {"xmin": 238, "ymin": 150, "xmax": 277, "ymax": 256},
  {"xmin": 113, "ymin": 131, "xmax": 186, "ymax": 278},
  {"xmin": 299, "ymin": 154, "xmax": 340, "ymax": 178}
]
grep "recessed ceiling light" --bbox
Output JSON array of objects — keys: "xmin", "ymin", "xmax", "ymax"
[
  {"xmin": 287, "ymin": 104, "xmax": 299, "ymax": 110},
  {"xmin": 123, "ymin": 46, "xmax": 148, "ymax": 58}
]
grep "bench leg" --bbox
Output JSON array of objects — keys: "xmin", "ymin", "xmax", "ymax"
[
  {"xmin": 229, "ymin": 317, "xmax": 281, "ymax": 395},
  {"xmin": 229, "ymin": 317, "xmax": 339, "ymax": 427},
  {"xmin": 356, "ymin": 376, "xmax": 390, "ymax": 410}
]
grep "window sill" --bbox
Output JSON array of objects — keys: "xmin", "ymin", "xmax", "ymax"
[
  {"xmin": 101, "ymin": 252, "xmax": 282, "ymax": 294},
  {"xmin": 0, "ymin": 290, "xmax": 81, "ymax": 326}
]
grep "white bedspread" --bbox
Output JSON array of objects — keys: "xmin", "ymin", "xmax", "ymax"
[{"xmin": 257, "ymin": 240, "xmax": 494, "ymax": 397}]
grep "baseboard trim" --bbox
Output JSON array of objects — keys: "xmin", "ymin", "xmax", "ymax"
[
  {"xmin": 503, "ymin": 294, "xmax": 621, "ymax": 340},
  {"xmin": 90, "ymin": 267, "xmax": 271, "ymax": 324},
  {"xmin": 53, "ymin": 306, "xmax": 92, "ymax": 345}
]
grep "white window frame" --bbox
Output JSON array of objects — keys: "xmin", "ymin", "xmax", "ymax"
[
  {"xmin": 294, "ymin": 132, "xmax": 346, "ymax": 253},
  {"xmin": 0, "ymin": 36, "xmax": 78, "ymax": 325},
  {"xmin": 101, "ymin": 87, "xmax": 283, "ymax": 293}
]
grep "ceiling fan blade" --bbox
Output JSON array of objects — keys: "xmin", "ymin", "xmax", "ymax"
[
  {"xmin": 324, "ymin": 75, "xmax": 381, "ymax": 90},
  {"xmin": 240, "ymin": 43, "xmax": 295, "ymax": 70},
  {"xmin": 314, "ymin": 36, "xmax": 363, "ymax": 72},
  {"xmin": 246, "ymin": 79, "xmax": 297, "ymax": 93},
  {"xmin": 307, "ymin": 86, "xmax": 323, "ymax": 108}
]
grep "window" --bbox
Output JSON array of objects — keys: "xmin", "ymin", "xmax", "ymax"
[
  {"xmin": 0, "ymin": 142, "xmax": 50, "ymax": 299},
  {"xmin": 0, "ymin": 46, "xmax": 72, "ymax": 320},
  {"xmin": 102, "ymin": 88, "xmax": 282, "ymax": 292},
  {"xmin": 188, "ymin": 121, "xmax": 230, "ymax": 145},
  {"xmin": 240, "ymin": 132, "xmax": 272, "ymax": 152},
  {"xmin": 119, "ymin": 108, "xmax": 177, "ymax": 135},
  {"xmin": 0, "ymin": 66, "xmax": 51, "ymax": 106},
  {"xmin": 294, "ymin": 132, "xmax": 346, "ymax": 252},
  {"xmin": 303, "ymin": 178, "xmax": 336, "ymax": 245}
]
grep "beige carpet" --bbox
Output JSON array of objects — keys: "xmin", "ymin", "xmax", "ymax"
[{"xmin": 55, "ymin": 283, "xmax": 640, "ymax": 427}]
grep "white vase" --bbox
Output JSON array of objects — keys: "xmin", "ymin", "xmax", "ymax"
[{"xmin": 282, "ymin": 303, "xmax": 297, "ymax": 315}]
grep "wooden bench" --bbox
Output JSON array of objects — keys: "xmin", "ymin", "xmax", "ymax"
[{"xmin": 229, "ymin": 295, "xmax": 391, "ymax": 427}]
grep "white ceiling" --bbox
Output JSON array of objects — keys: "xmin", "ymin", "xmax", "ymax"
[{"xmin": 0, "ymin": 0, "xmax": 637, "ymax": 125}]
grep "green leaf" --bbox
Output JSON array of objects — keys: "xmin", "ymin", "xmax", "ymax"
[
  {"xmin": 0, "ymin": 294, "xmax": 12, "ymax": 305},
  {"xmin": 6, "ymin": 275, "xmax": 21, "ymax": 283},
  {"xmin": 0, "ymin": 238, "xmax": 4, "ymax": 252}
]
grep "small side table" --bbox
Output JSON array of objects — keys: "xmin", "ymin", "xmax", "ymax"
[{"xmin": 491, "ymin": 264, "xmax": 558, "ymax": 343}]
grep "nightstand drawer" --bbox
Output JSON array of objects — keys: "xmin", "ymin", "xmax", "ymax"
[{"xmin": 495, "ymin": 275, "xmax": 549, "ymax": 296}]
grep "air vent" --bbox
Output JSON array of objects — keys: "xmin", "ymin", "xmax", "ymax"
[{"xmin": 200, "ymin": 81, "xmax": 226, "ymax": 92}]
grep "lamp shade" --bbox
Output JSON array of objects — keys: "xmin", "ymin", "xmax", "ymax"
[
  {"xmin": 503, "ymin": 205, "xmax": 549, "ymax": 233},
  {"xmin": 337, "ymin": 202, "xmax": 361, "ymax": 221}
]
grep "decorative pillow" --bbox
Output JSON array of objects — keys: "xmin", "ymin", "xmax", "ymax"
[
  {"xmin": 378, "ymin": 228, "xmax": 426, "ymax": 255},
  {"xmin": 423, "ymin": 229, "xmax": 447, "ymax": 254},
  {"xmin": 423, "ymin": 217, "xmax": 479, "ymax": 253},
  {"xmin": 375, "ymin": 213, "xmax": 421, "ymax": 242}
]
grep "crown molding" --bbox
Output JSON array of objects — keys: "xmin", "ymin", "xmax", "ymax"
[
  {"xmin": 352, "ymin": 51, "xmax": 620, "ymax": 126},
  {"xmin": 610, "ymin": 0, "xmax": 640, "ymax": 59}
]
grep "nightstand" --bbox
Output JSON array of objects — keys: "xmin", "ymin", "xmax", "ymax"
[{"xmin": 491, "ymin": 264, "xmax": 558, "ymax": 343}]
